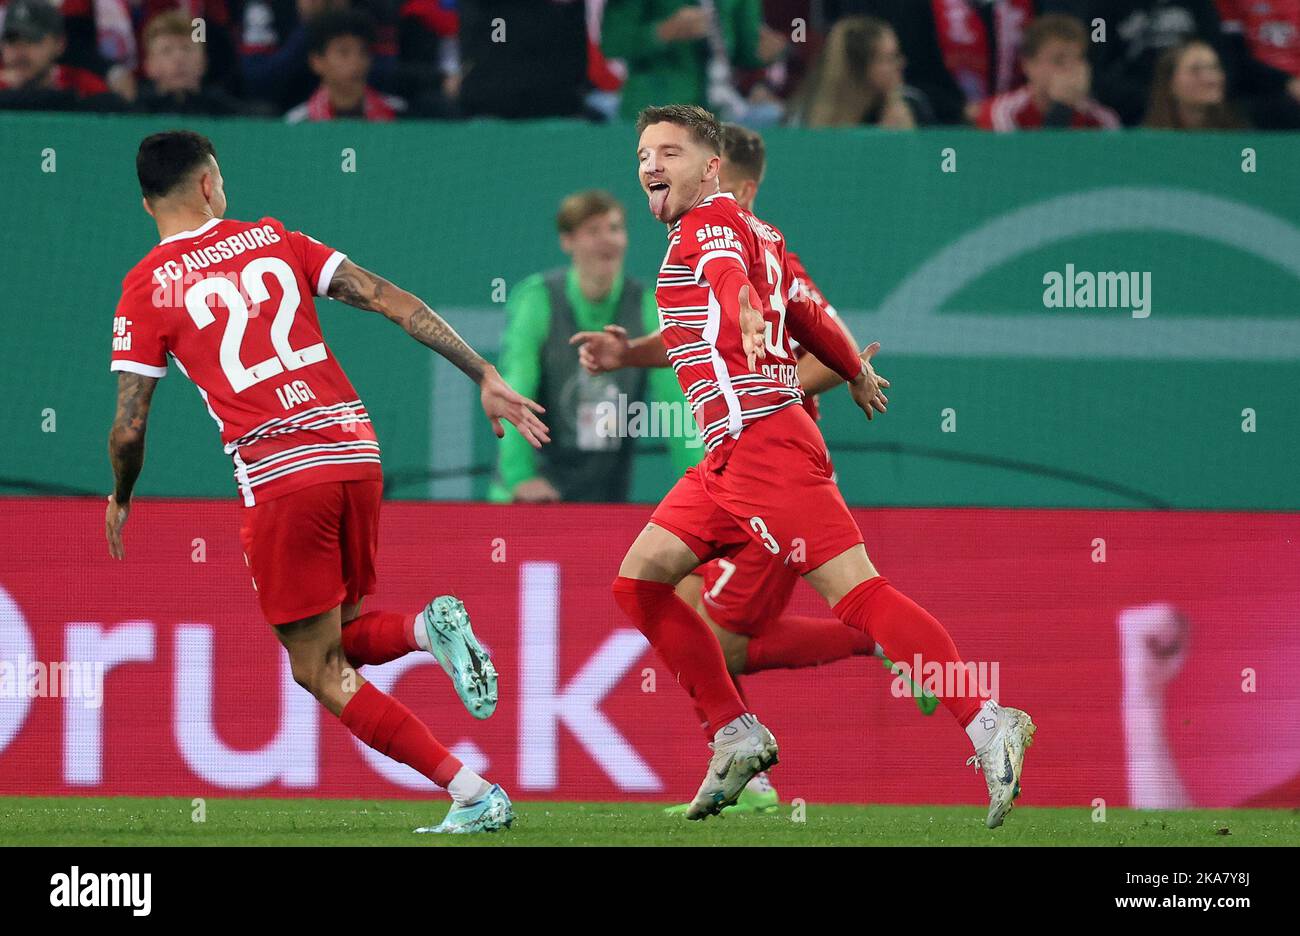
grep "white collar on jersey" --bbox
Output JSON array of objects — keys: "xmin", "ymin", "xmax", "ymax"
[
  {"xmin": 670, "ymin": 191, "xmax": 738, "ymax": 233},
  {"xmin": 158, "ymin": 216, "xmax": 223, "ymax": 246}
]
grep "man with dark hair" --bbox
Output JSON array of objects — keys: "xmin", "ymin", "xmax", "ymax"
[
  {"xmin": 0, "ymin": 0, "xmax": 122, "ymax": 110},
  {"xmin": 976, "ymin": 13, "xmax": 1120, "ymax": 130},
  {"xmin": 107, "ymin": 130, "xmax": 549, "ymax": 833},
  {"xmin": 286, "ymin": 8, "xmax": 405, "ymax": 121},
  {"xmin": 604, "ymin": 104, "xmax": 1035, "ymax": 825},
  {"xmin": 574, "ymin": 120, "xmax": 935, "ymax": 816}
]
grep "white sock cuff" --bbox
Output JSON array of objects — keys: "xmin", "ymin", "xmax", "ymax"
[
  {"xmin": 447, "ymin": 765, "xmax": 490, "ymax": 806},
  {"xmin": 413, "ymin": 610, "xmax": 431, "ymax": 652},
  {"xmin": 965, "ymin": 699, "xmax": 1001, "ymax": 753}
]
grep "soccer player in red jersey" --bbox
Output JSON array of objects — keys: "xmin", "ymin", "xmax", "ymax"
[
  {"xmin": 574, "ymin": 122, "xmax": 936, "ymax": 815},
  {"xmin": 610, "ymin": 106, "xmax": 1036, "ymax": 826},
  {"xmin": 104, "ymin": 131, "xmax": 549, "ymax": 834}
]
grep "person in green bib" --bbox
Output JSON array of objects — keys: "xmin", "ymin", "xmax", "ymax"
[
  {"xmin": 601, "ymin": 1, "xmax": 787, "ymax": 122},
  {"xmin": 489, "ymin": 190, "xmax": 699, "ymax": 503}
]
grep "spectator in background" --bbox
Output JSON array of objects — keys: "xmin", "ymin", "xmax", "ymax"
[
  {"xmin": 285, "ymin": 7, "xmax": 404, "ymax": 121},
  {"xmin": 134, "ymin": 10, "xmax": 244, "ymax": 113},
  {"xmin": 828, "ymin": 0, "xmax": 1036, "ymax": 124},
  {"xmin": 791, "ymin": 15, "xmax": 933, "ymax": 126},
  {"xmin": 0, "ymin": 0, "xmax": 124, "ymax": 109},
  {"xmin": 241, "ymin": 0, "xmax": 343, "ymax": 110},
  {"xmin": 1, "ymin": 0, "xmax": 140, "ymax": 96},
  {"xmin": 749, "ymin": 0, "xmax": 819, "ymax": 100},
  {"xmin": 1045, "ymin": 0, "xmax": 1300, "ymax": 126},
  {"xmin": 976, "ymin": 13, "xmax": 1119, "ymax": 129},
  {"xmin": 455, "ymin": 0, "xmax": 588, "ymax": 118},
  {"xmin": 1214, "ymin": 0, "xmax": 1300, "ymax": 128},
  {"xmin": 1144, "ymin": 38, "xmax": 1247, "ymax": 128},
  {"xmin": 136, "ymin": 1, "xmax": 243, "ymax": 96},
  {"xmin": 601, "ymin": 0, "xmax": 786, "ymax": 122},
  {"xmin": 395, "ymin": 0, "xmax": 459, "ymax": 116},
  {"xmin": 489, "ymin": 191, "xmax": 660, "ymax": 504},
  {"xmin": 241, "ymin": 0, "xmax": 397, "ymax": 112}
]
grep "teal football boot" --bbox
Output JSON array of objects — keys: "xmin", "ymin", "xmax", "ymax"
[
  {"xmin": 420, "ymin": 596, "xmax": 498, "ymax": 719},
  {"xmin": 415, "ymin": 785, "xmax": 514, "ymax": 834}
]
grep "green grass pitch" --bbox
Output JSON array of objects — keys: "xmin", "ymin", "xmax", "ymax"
[{"xmin": 1, "ymin": 797, "xmax": 1297, "ymax": 846}]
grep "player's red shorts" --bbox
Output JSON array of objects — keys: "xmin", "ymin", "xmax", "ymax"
[
  {"xmin": 697, "ymin": 541, "xmax": 800, "ymax": 637},
  {"xmin": 238, "ymin": 478, "xmax": 382, "ymax": 625},
  {"xmin": 652, "ymin": 404, "xmax": 864, "ymax": 584}
]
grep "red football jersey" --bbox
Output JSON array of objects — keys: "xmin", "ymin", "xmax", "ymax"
[
  {"xmin": 977, "ymin": 87, "xmax": 1121, "ymax": 131},
  {"xmin": 786, "ymin": 248, "xmax": 839, "ymax": 422},
  {"xmin": 110, "ymin": 216, "xmax": 381, "ymax": 505},
  {"xmin": 656, "ymin": 193, "xmax": 856, "ymax": 460}
]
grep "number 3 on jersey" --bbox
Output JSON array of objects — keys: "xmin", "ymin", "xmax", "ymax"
[
  {"xmin": 762, "ymin": 249, "xmax": 788, "ymax": 358},
  {"xmin": 183, "ymin": 256, "xmax": 326, "ymax": 393}
]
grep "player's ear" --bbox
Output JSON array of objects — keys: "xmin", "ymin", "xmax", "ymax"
[
  {"xmin": 142, "ymin": 196, "xmax": 155, "ymax": 220},
  {"xmin": 558, "ymin": 232, "xmax": 574, "ymax": 257},
  {"xmin": 706, "ymin": 154, "xmax": 721, "ymax": 180}
]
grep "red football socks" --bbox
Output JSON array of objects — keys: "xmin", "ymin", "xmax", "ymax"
[
  {"xmin": 612, "ymin": 576, "xmax": 746, "ymax": 736},
  {"xmin": 691, "ymin": 672, "xmax": 749, "ymax": 741},
  {"xmin": 833, "ymin": 576, "xmax": 981, "ymax": 727},
  {"xmin": 341, "ymin": 610, "xmax": 418, "ymax": 666},
  {"xmin": 340, "ymin": 681, "xmax": 461, "ymax": 787},
  {"xmin": 746, "ymin": 615, "xmax": 874, "ymax": 672}
]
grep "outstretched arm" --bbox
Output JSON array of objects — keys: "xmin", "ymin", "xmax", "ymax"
[
  {"xmin": 783, "ymin": 291, "xmax": 892, "ymax": 421},
  {"xmin": 570, "ymin": 326, "xmax": 671, "ymax": 373},
  {"xmin": 326, "ymin": 258, "xmax": 549, "ymax": 448},
  {"xmin": 796, "ymin": 315, "xmax": 858, "ymax": 396},
  {"xmin": 794, "ymin": 317, "xmax": 890, "ymax": 419},
  {"xmin": 328, "ymin": 258, "xmax": 489, "ymax": 380},
  {"xmin": 105, "ymin": 371, "xmax": 158, "ymax": 559}
]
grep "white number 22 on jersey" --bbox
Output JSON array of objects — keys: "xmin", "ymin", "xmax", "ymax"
[{"xmin": 183, "ymin": 256, "xmax": 326, "ymax": 393}]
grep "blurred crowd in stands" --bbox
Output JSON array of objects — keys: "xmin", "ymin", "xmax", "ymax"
[{"xmin": 2, "ymin": 0, "xmax": 1296, "ymax": 128}]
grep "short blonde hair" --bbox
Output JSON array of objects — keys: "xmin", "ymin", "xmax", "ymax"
[
  {"xmin": 556, "ymin": 190, "xmax": 623, "ymax": 235},
  {"xmin": 143, "ymin": 10, "xmax": 194, "ymax": 49}
]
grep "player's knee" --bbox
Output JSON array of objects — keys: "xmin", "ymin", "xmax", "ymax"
[
  {"xmin": 287, "ymin": 642, "xmax": 348, "ymax": 701},
  {"xmin": 716, "ymin": 630, "xmax": 749, "ymax": 675}
]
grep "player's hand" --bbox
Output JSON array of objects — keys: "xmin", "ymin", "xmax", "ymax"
[
  {"xmin": 848, "ymin": 342, "xmax": 890, "ymax": 420},
  {"xmin": 105, "ymin": 495, "xmax": 130, "ymax": 560},
  {"xmin": 569, "ymin": 324, "xmax": 630, "ymax": 375},
  {"xmin": 479, "ymin": 367, "xmax": 550, "ymax": 448},
  {"xmin": 738, "ymin": 285, "xmax": 766, "ymax": 371},
  {"xmin": 512, "ymin": 477, "xmax": 562, "ymax": 504}
]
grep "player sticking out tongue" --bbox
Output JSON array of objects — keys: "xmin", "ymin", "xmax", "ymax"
[
  {"xmin": 612, "ymin": 105, "xmax": 1036, "ymax": 828},
  {"xmin": 639, "ymin": 123, "xmax": 703, "ymax": 224}
]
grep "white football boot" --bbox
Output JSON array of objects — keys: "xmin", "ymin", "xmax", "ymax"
[
  {"xmin": 686, "ymin": 715, "xmax": 780, "ymax": 820},
  {"xmin": 966, "ymin": 701, "xmax": 1036, "ymax": 829}
]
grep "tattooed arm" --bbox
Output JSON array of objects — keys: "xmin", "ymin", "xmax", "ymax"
[
  {"xmin": 328, "ymin": 258, "xmax": 489, "ymax": 380},
  {"xmin": 105, "ymin": 372, "xmax": 158, "ymax": 559},
  {"xmin": 326, "ymin": 259, "xmax": 550, "ymax": 448}
]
